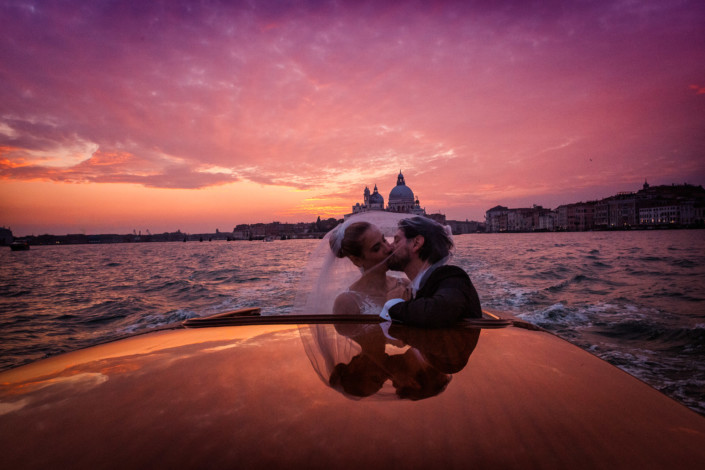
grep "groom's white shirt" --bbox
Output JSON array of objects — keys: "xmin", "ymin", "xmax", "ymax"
[
  {"xmin": 379, "ymin": 256, "xmax": 450, "ymax": 321},
  {"xmin": 379, "ymin": 265, "xmax": 430, "ymax": 320}
]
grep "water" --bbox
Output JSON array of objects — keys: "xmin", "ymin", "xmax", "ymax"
[
  {"xmin": 0, "ymin": 241, "xmax": 310, "ymax": 369},
  {"xmin": 1, "ymin": 231, "xmax": 704, "ymax": 415}
]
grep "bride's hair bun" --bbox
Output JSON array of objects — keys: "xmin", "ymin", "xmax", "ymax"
[{"xmin": 330, "ymin": 221, "xmax": 370, "ymax": 258}]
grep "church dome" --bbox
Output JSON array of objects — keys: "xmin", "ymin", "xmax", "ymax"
[
  {"xmin": 367, "ymin": 184, "xmax": 384, "ymax": 209},
  {"xmin": 388, "ymin": 171, "xmax": 415, "ymax": 204},
  {"xmin": 389, "ymin": 184, "xmax": 414, "ymax": 202},
  {"xmin": 369, "ymin": 191, "xmax": 384, "ymax": 205}
]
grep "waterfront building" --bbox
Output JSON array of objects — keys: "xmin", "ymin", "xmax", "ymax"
[
  {"xmin": 538, "ymin": 211, "xmax": 557, "ymax": 231},
  {"xmin": 594, "ymin": 199, "xmax": 610, "ymax": 228},
  {"xmin": 447, "ymin": 219, "xmax": 485, "ymax": 234},
  {"xmin": 639, "ymin": 205, "xmax": 679, "ymax": 225},
  {"xmin": 594, "ymin": 193, "xmax": 638, "ymax": 229},
  {"xmin": 639, "ymin": 202, "xmax": 695, "ymax": 226},
  {"xmin": 233, "ymin": 224, "xmax": 251, "ymax": 240},
  {"xmin": 507, "ymin": 207, "xmax": 535, "ymax": 232},
  {"xmin": 347, "ymin": 171, "xmax": 426, "ymax": 218},
  {"xmin": 0, "ymin": 227, "xmax": 13, "ymax": 245},
  {"xmin": 556, "ymin": 204, "xmax": 570, "ymax": 230},
  {"xmin": 636, "ymin": 182, "xmax": 705, "ymax": 227},
  {"xmin": 556, "ymin": 202, "xmax": 596, "ymax": 231},
  {"xmin": 351, "ymin": 184, "xmax": 385, "ymax": 214},
  {"xmin": 485, "ymin": 205, "xmax": 556, "ymax": 232},
  {"xmin": 600, "ymin": 181, "xmax": 705, "ymax": 229},
  {"xmin": 574, "ymin": 202, "xmax": 596, "ymax": 231},
  {"xmin": 531, "ymin": 205, "xmax": 555, "ymax": 231},
  {"xmin": 695, "ymin": 204, "xmax": 705, "ymax": 224},
  {"xmin": 250, "ymin": 223, "xmax": 266, "ymax": 239},
  {"xmin": 611, "ymin": 193, "xmax": 639, "ymax": 228},
  {"xmin": 488, "ymin": 181, "xmax": 705, "ymax": 232},
  {"xmin": 485, "ymin": 206, "xmax": 509, "ymax": 232}
]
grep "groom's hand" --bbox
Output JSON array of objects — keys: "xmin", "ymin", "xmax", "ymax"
[{"xmin": 387, "ymin": 284, "xmax": 412, "ymax": 301}]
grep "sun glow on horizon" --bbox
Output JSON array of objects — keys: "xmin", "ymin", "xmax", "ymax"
[{"xmin": 0, "ymin": 180, "xmax": 334, "ymax": 235}]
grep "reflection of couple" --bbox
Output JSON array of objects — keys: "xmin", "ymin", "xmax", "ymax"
[
  {"xmin": 330, "ymin": 215, "xmax": 482, "ymax": 327},
  {"xmin": 327, "ymin": 322, "xmax": 481, "ymax": 400}
]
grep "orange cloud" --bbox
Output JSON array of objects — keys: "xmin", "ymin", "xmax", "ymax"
[
  {"xmin": 81, "ymin": 150, "xmax": 135, "ymax": 167},
  {"xmin": 0, "ymin": 147, "xmax": 34, "ymax": 169},
  {"xmin": 0, "ymin": 158, "xmax": 26, "ymax": 170}
]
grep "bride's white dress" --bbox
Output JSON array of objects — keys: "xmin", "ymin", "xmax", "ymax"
[{"xmin": 340, "ymin": 290, "xmax": 385, "ymax": 316}]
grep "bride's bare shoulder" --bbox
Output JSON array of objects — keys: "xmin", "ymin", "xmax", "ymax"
[{"xmin": 333, "ymin": 291, "xmax": 361, "ymax": 315}]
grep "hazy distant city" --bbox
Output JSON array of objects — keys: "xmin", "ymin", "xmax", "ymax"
[
  {"xmin": 2, "ymin": 179, "xmax": 704, "ymax": 246},
  {"xmin": 485, "ymin": 181, "xmax": 705, "ymax": 233}
]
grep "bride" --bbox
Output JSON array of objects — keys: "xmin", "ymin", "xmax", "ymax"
[
  {"xmin": 293, "ymin": 211, "xmax": 411, "ymax": 316},
  {"xmin": 329, "ymin": 220, "xmax": 408, "ymax": 315}
]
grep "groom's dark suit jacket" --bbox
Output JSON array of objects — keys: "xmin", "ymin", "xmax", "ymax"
[{"xmin": 388, "ymin": 265, "xmax": 482, "ymax": 327}]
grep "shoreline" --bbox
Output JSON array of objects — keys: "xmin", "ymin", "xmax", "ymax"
[{"xmin": 5, "ymin": 225, "xmax": 704, "ymax": 247}]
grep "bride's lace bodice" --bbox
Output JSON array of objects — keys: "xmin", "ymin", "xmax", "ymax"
[{"xmin": 343, "ymin": 290, "xmax": 385, "ymax": 316}]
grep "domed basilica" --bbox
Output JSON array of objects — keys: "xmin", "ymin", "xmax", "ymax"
[{"xmin": 348, "ymin": 171, "xmax": 426, "ymax": 218}]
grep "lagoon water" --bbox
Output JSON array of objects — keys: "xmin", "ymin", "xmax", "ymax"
[{"xmin": 1, "ymin": 230, "xmax": 704, "ymax": 415}]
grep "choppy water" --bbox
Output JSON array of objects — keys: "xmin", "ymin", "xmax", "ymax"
[{"xmin": 1, "ymin": 231, "xmax": 704, "ymax": 415}]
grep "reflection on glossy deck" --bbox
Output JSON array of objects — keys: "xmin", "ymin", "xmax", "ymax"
[{"xmin": 1, "ymin": 322, "xmax": 704, "ymax": 469}]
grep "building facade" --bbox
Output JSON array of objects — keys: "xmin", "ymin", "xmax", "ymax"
[
  {"xmin": 485, "ymin": 206, "xmax": 509, "ymax": 232},
  {"xmin": 0, "ymin": 227, "xmax": 13, "ymax": 245},
  {"xmin": 486, "ymin": 181, "xmax": 705, "ymax": 232},
  {"xmin": 351, "ymin": 185, "xmax": 385, "ymax": 214},
  {"xmin": 347, "ymin": 171, "xmax": 426, "ymax": 218}
]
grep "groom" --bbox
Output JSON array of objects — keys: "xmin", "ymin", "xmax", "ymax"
[{"xmin": 381, "ymin": 217, "xmax": 482, "ymax": 327}]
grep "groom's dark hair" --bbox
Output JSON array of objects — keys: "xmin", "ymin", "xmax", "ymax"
[{"xmin": 398, "ymin": 217, "xmax": 453, "ymax": 263}]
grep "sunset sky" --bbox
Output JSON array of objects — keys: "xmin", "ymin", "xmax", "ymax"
[{"xmin": 1, "ymin": 0, "xmax": 704, "ymax": 236}]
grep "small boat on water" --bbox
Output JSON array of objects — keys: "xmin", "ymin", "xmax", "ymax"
[
  {"xmin": 9, "ymin": 240, "xmax": 29, "ymax": 251},
  {"xmin": 1, "ymin": 310, "xmax": 704, "ymax": 469}
]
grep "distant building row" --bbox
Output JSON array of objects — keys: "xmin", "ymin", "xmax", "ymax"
[
  {"xmin": 485, "ymin": 182, "xmax": 705, "ymax": 232},
  {"xmin": 232, "ymin": 220, "xmax": 336, "ymax": 240}
]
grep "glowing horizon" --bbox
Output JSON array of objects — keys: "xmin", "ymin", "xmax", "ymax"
[{"xmin": 1, "ymin": 1, "xmax": 704, "ymax": 236}]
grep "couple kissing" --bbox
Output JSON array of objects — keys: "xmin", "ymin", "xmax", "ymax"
[{"xmin": 330, "ymin": 216, "xmax": 482, "ymax": 327}]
